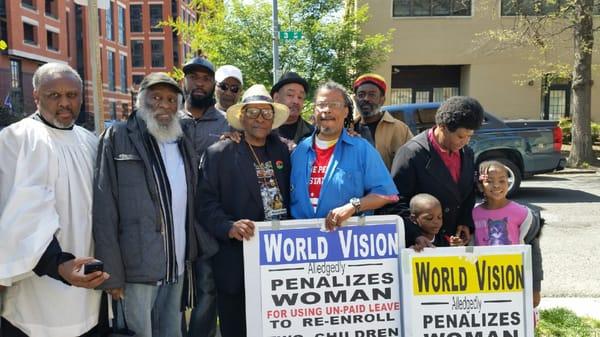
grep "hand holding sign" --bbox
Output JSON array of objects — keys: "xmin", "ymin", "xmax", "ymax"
[{"xmin": 229, "ymin": 219, "xmax": 256, "ymax": 241}]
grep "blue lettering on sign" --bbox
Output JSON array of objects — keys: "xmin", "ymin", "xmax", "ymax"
[{"xmin": 259, "ymin": 224, "xmax": 398, "ymax": 265}]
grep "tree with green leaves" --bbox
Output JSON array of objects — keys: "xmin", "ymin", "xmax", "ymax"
[
  {"xmin": 166, "ymin": 0, "xmax": 393, "ymax": 97},
  {"xmin": 476, "ymin": 0, "xmax": 597, "ymax": 167}
]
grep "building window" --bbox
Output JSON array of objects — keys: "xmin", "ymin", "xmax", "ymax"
[
  {"xmin": 151, "ymin": 40, "xmax": 164, "ymax": 67},
  {"xmin": 0, "ymin": 20, "xmax": 7, "ymax": 46},
  {"xmin": 10, "ymin": 59, "xmax": 21, "ymax": 89},
  {"xmin": 120, "ymin": 54, "xmax": 128, "ymax": 93},
  {"xmin": 131, "ymin": 40, "xmax": 144, "ymax": 67},
  {"xmin": 23, "ymin": 22, "xmax": 38, "ymax": 45},
  {"xmin": 0, "ymin": 0, "xmax": 6, "ymax": 17},
  {"xmin": 45, "ymin": 0, "xmax": 58, "ymax": 18},
  {"xmin": 542, "ymin": 75, "xmax": 571, "ymax": 120},
  {"xmin": 66, "ymin": 12, "xmax": 71, "ymax": 57},
  {"xmin": 433, "ymin": 87, "xmax": 459, "ymax": 102},
  {"xmin": 47, "ymin": 30, "xmax": 59, "ymax": 51},
  {"xmin": 110, "ymin": 102, "xmax": 117, "ymax": 120},
  {"xmin": 393, "ymin": 0, "xmax": 471, "ymax": 17},
  {"xmin": 130, "ymin": 4, "xmax": 143, "ymax": 32},
  {"xmin": 106, "ymin": 2, "xmax": 114, "ymax": 41},
  {"xmin": 118, "ymin": 6, "xmax": 126, "ymax": 45},
  {"xmin": 390, "ymin": 88, "xmax": 413, "ymax": 105},
  {"xmin": 149, "ymin": 4, "xmax": 163, "ymax": 32},
  {"xmin": 132, "ymin": 74, "xmax": 144, "ymax": 86},
  {"xmin": 108, "ymin": 51, "xmax": 115, "ymax": 91},
  {"xmin": 501, "ymin": 0, "xmax": 574, "ymax": 15},
  {"xmin": 98, "ymin": 8, "xmax": 102, "ymax": 36},
  {"xmin": 21, "ymin": 0, "xmax": 36, "ymax": 10},
  {"xmin": 9, "ymin": 59, "xmax": 24, "ymax": 114},
  {"xmin": 391, "ymin": 65, "xmax": 461, "ymax": 103}
]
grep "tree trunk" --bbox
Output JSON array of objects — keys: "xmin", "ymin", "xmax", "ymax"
[{"xmin": 568, "ymin": 0, "xmax": 595, "ymax": 167}]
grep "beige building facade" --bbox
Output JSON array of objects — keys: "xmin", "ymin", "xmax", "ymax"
[{"xmin": 358, "ymin": 0, "xmax": 600, "ymax": 121}]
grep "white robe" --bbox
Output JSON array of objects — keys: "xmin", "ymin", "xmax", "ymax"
[{"xmin": 0, "ymin": 117, "xmax": 101, "ymax": 337}]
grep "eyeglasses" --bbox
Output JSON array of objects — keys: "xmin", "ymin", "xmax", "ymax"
[
  {"xmin": 315, "ymin": 101, "xmax": 346, "ymax": 111},
  {"xmin": 244, "ymin": 107, "xmax": 274, "ymax": 120},
  {"xmin": 217, "ymin": 82, "xmax": 240, "ymax": 94}
]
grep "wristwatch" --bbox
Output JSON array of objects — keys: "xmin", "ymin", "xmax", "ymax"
[{"xmin": 350, "ymin": 197, "xmax": 361, "ymax": 214}]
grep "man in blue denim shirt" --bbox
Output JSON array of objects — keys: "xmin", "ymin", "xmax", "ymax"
[{"xmin": 290, "ymin": 81, "xmax": 398, "ymax": 230}]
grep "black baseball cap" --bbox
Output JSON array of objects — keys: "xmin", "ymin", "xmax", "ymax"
[
  {"xmin": 182, "ymin": 57, "xmax": 215, "ymax": 75},
  {"xmin": 270, "ymin": 71, "xmax": 309, "ymax": 96}
]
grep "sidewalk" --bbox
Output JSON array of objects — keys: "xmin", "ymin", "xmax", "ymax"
[{"xmin": 538, "ymin": 297, "xmax": 600, "ymax": 320}]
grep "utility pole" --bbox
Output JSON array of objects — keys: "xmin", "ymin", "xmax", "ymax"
[
  {"xmin": 272, "ymin": 0, "xmax": 280, "ymax": 85},
  {"xmin": 87, "ymin": 0, "xmax": 105, "ymax": 134}
]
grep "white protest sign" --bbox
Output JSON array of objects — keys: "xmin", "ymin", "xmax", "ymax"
[
  {"xmin": 401, "ymin": 245, "xmax": 534, "ymax": 337},
  {"xmin": 244, "ymin": 215, "xmax": 405, "ymax": 337}
]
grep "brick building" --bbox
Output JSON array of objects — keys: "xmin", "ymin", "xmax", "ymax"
[{"xmin": 0, "ymin": 0, "xmax": 195, "ymax": 128}]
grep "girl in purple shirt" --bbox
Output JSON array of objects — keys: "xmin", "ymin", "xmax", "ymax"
[{"xmin": 472, "ymin": 160, "xmax": 542, "ymax": 312}]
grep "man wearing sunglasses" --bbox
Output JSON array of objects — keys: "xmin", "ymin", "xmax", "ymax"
[
  {"xmin": 215, "ymin": 65, "xmax": 244, "ymax": 114},
  {"xmin": 197, "ymin": 84, "xmax": 291, "ymax": 337}
]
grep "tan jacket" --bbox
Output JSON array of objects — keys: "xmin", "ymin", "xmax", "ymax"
[{"xmin": 358, "ymin": 111, "xmax": 413, "ymax": 170}]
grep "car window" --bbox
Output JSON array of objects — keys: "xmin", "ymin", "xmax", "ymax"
[
  {"xmin": 389, "ymin": 110, "xmax": 405, "ymax": 122},
  {"xmin": 416, "ymin": 108, "xmax": 437, "ymax": 133}
]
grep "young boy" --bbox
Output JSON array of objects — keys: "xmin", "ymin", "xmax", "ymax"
[{"xmin": 408, "ymin": 194, "xmax": 463, "ymax": 251}]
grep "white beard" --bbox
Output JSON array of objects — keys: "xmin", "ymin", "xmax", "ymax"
[{"xmin": 137, "ymin": 107, "xmax": 183, "ymax": 143}]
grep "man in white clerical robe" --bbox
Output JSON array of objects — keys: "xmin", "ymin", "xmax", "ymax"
[{"xmin": 0, "ymin": 63, "xmax": 108, "ymax": 337}]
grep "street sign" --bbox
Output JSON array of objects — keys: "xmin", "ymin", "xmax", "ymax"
[{"xmin": 279, "ymin": 31, "xmax": 302, "ymax": 41}]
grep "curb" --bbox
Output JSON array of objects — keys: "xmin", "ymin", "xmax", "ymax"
[{"xmin": 550, "ymin": 169, "xmax": 598, "ymax": 175}]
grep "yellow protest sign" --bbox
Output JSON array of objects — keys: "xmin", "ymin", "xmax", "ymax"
[{"xmin": 412, "ymin": 254, "xmax": 524, "ymax": 295}]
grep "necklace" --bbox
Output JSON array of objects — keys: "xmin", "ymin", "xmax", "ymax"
[{"xmin": 246, "ymin": 140, "xmax": 286, "ymax": 219}]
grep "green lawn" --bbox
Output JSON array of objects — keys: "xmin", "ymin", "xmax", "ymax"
[{"xmin": 537, "ymin": 308, "xmax": 600, "ymax": 337}]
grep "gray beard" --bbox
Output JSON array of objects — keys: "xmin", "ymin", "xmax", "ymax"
[{"xmin": 137, "ymin": 107, "xmax": 183, "ymax": 143}]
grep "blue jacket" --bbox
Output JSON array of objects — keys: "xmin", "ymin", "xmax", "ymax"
[{"xmin": 290, "ymin": 129, "xmax": 398, "ymax": 219}]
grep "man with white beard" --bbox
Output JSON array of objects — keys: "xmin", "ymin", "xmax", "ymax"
[{"xmin": 92, "ymin": 72, "xmax": 217, "ymax": 337}]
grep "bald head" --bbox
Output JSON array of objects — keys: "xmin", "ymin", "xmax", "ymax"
[{"xmin": 409, "ymin": 193, "xmax": 441, "ymax": 216}]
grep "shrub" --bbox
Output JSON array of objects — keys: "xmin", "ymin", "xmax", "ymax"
[
  {"xmin": 559, "ymin": 118, "xmax": 600, "ymax": 144},
  {"xmin": 536, "ymin": 307, "xmax": 600, "ymax": 337}
]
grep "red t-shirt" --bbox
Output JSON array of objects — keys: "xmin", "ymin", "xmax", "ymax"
[
  {"xmin": 428, "ymin": 127, "xmax": 461, "ymax": 183},
  {"xmin": 308, "ymin": 138, "xmax": 337, "ymax": 212}
]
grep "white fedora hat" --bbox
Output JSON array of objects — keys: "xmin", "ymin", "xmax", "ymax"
[{"xmin": 226, "ymin": 84, "xmax": 289, "ymax": 131}]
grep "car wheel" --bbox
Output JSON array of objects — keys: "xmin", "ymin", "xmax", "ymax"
[{"xmin": 495, "ymin": 158, "xmax": 522, "ymax": 197}]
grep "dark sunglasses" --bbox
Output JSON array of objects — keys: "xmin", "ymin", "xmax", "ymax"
[
  {"xmin": 244, "ymin": 107, "xmax": 274, "ymax": 120},
  {"xmin": 217, "ymin": 82, "xmax": 240, "ymax": 94}
]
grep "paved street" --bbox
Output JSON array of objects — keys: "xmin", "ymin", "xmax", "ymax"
[{"xmin": 512, "ymin": 172, "xmax": 600, "ymax": 299}]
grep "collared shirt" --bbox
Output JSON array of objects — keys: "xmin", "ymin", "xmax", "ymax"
[
  {"xmin": 427, "ymin": 127, "xmax": 461, "ymax": 183},
  {"xmin": 180, "ymin": 105, "xmax": 231, "ymax": 157},
  {"xmin": 290, "ymin": 129, "xmax": 398, "ymax": 219},
  {"xmin": 158, "ymin": 141, "xmax": 187, "ymax": 276}
]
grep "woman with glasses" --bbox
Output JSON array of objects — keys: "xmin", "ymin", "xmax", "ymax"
[
  {"xmin": 289, "ymin": 81, "xmax": 398, "ymax": 230},
  {"xmin": 196, "ymin": 84, "xmax": 291, "ymax": 337}
]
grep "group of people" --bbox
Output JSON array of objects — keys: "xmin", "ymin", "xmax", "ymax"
[{"xmin": 0, "ymin": 57, "xmax": 542, "ymax": 337}]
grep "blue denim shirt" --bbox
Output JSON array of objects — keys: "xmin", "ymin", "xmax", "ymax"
[{"xmin": 290, "ymin": 129, "xmax": 398, "ymax": 219}]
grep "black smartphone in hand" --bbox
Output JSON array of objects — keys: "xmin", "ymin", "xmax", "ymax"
[{"xmin": 84, "ymin": 261, "xmax": 104, "ymax": 275}]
